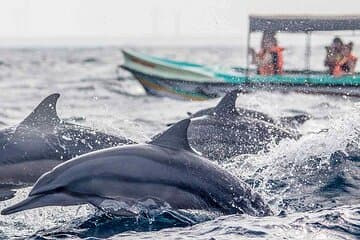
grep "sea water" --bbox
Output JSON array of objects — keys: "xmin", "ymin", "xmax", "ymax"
[{"xmin": 0, "ymin": 47, "xmax": 359, "ymax": 239}]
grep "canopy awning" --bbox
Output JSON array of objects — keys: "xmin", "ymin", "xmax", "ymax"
[{"xmin": 249, "ymin": 15, "xmax": 360, "ymax": 32}]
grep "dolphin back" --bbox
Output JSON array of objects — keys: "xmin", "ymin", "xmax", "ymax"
[
  {"xmin": 20, "ymin": 93, "xmax": 61, "ymax": 131},
  {"xmin": 0, "ymin": 94, "xmax": 134, "ymax": 193}
]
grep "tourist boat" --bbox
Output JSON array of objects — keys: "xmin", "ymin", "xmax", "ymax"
[{"xmin": 121, "ymin": 15, "xmax": 360, "ymax": 100}]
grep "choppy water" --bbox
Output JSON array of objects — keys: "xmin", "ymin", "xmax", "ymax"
[{"xmin": 0, "ymin": 47, "xmax": 360, "ymax": 239}]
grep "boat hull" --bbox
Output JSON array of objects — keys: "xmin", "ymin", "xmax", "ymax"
[{"xmin": 123, "ymin": 66, "xmax": 238, "ymax": 101}]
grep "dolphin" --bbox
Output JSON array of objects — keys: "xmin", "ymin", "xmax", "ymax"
[
  {"xmin": 189, "ymin": 90, "xmax": 310, "ymax": 127},
  {"xmin": 187, "ymin": 90, "xmax": 309, "ymax": 161},
  {"xmin": 1, "ymin": 119, "xmax": 272, "ymax": 217},
  {"xmin": 0, "ymin": 94, "xmax": 134, "ymax": 200}
]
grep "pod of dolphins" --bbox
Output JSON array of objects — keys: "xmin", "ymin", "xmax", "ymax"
[{"xmin": 0, "ymin": 91, "xmax": 310, "ymax": 217}]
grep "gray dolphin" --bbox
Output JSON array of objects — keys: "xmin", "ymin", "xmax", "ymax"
[
  {"xmin": 187, "ymin": 90, "xmax": 308, "ymax": 161},
  {"xmin": 0, "ymin": 94, "xmax": 134, "ymax": 200},
  {"xmin": 189, "ymin": 90, "xmax": 310, "ymax": 127},
  {"xmin": 1, "ymin": 119, "xmax": 272, "ymax": 217}
]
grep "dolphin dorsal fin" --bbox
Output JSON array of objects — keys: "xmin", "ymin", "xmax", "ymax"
[
  {"xmin": 214, "ymin": 90, "xmax": 239, "ymax": 115},
  {"xmin": 149, "ymin": 119, "xmax": 193, "ymax": 152},
  {"xmin": 20, "ymin": 93, "xmax": 61, "ymax": 130}
]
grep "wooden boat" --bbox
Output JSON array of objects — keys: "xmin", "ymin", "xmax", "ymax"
[
  {"xmin": 121, "ymin": 49, "xmax": 242, "ymax": 100},
  {"xmin": 121, "ymin": 15, "xmax": 360, "ymax": 100}
]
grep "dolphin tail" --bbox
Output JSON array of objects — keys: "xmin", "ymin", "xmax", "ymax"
[{"xmin": 1, "ymin": 192, "xmax": 87, "ymax": 215}]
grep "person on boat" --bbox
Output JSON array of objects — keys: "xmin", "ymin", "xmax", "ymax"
[
  {"xmin": 332, "ymin": 42, "xmax": 357, "ymax": 77},
  {"xmin": 324, "ymin": 37, "xmax": 344, "ymax": 74},
  {"xmin": 249, "ymin": 32, "xmax": 284, "ymax": 75}
]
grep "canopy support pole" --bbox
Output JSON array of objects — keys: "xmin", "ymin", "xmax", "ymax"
[
  {"xmin": 305, "ymin": 31, "xmax": 312, "ymax": 79},
  {"xmin": 245, "ymin": 30, "xmax": 251, "ymax": 80}
]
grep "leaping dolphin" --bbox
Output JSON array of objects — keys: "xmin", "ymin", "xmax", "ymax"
[
  {"xmin": 187, "ymin": 90, "xmax": 309, "ymax": 161},
  {"xmin": 1, "ymin": 119, "xmax": 272, "ymax": 217},
  {"xmin": 0, "ymin": 94, "xmax": 134, "ymax": 200}
]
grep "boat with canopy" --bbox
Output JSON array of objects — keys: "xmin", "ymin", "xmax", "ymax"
[{"xmin": 121, "ymin": 15, "xmax": 360, "ymax": 100}]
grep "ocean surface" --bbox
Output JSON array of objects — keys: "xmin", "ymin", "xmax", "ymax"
[{"xmin": 0, "ymin": 47, "xmax": 360, "ymax": 239}]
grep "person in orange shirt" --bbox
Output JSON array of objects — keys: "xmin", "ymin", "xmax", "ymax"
[
  {"xmin": 333, "ymin": 42, "xmax": 357, "ymax": 77},
  {"xmin": 325, "ymin": 37, "xmax": 344, "ymax": 74},
  {"xmin": 249, "ymin": 32, "xmax": 284, "ymax": 75}
]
